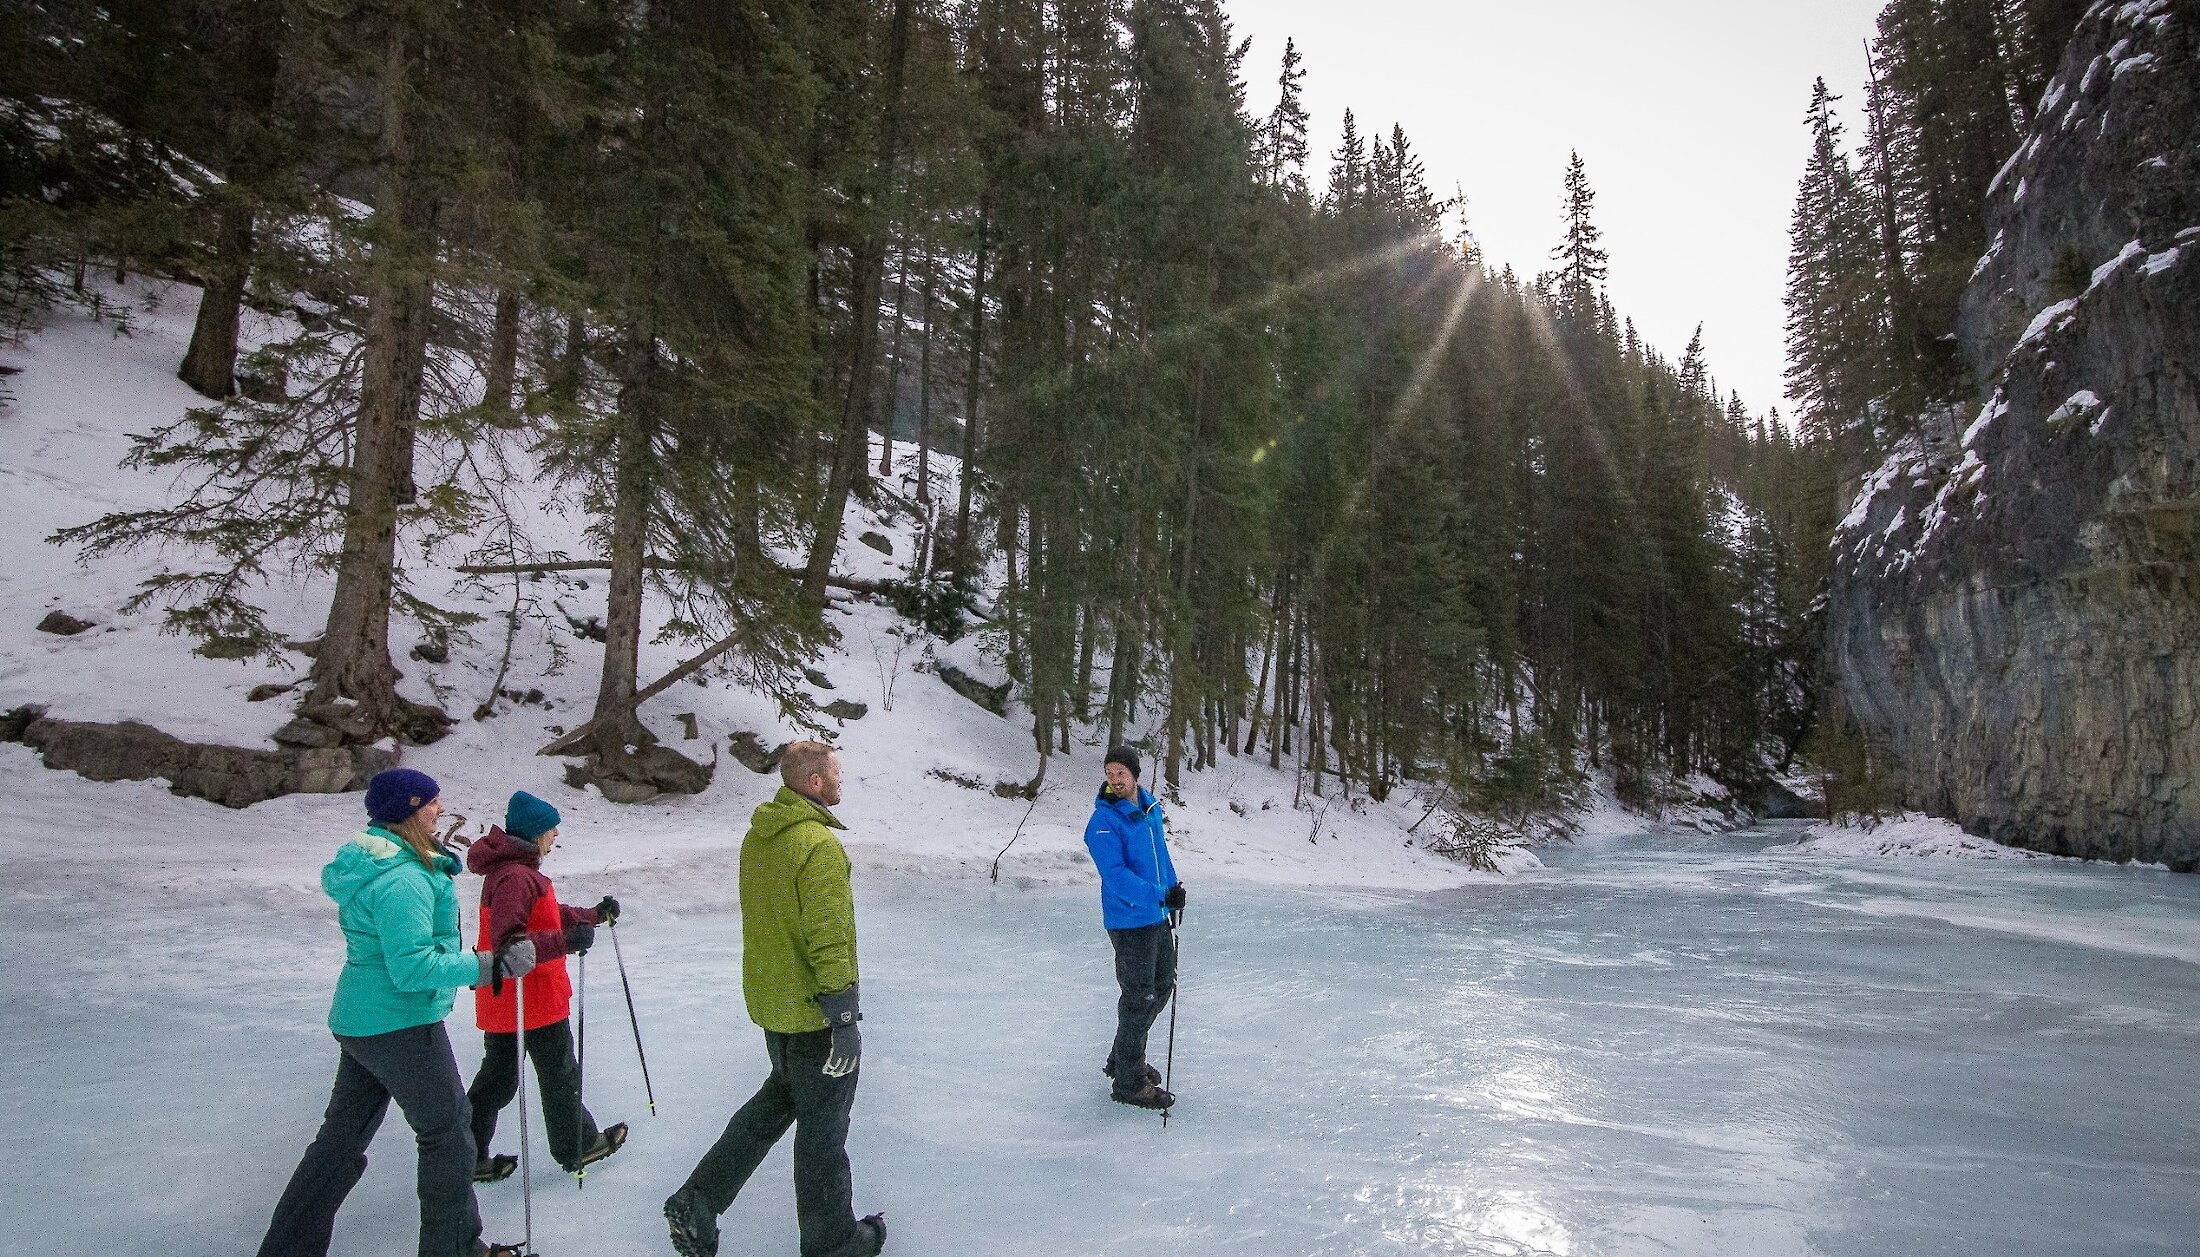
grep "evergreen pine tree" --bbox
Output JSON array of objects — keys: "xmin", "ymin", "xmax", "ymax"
[
  {"xmin": 1260, "ymin": 37, "xmax": 1309, "ymax": 197},
  {"xmin": 1550, "ymin": 151, "xmax": 1608, "ymax": 318}
]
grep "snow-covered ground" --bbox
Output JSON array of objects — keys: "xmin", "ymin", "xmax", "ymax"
[{"xmin": 1788, "ymin": 812, "xmax": 2061, "ymax": 862}]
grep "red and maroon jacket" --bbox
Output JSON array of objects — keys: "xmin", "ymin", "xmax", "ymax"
[{"xmin": 469, "ymin": 826, "xmax": 600, "ymax": 1033}]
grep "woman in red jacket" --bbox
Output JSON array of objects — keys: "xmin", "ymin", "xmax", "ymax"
[{"xmin": 464, "ymin": 791, "xmax": 627, "ymax": 1181}]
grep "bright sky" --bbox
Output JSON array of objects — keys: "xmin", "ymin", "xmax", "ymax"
[{"xmin": 1229, "ymin": 0, "xmax": 1888, "ymax": 421}]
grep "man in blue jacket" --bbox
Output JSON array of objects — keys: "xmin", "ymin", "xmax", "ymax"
[{"xmin": 1083, "ymin": 746, "xmax": 1184, "ymax": 1110}]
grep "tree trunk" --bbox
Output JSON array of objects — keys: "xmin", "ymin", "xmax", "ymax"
[
  {"xmin": 1001, "ymin": 503, "xmax": 1022, "ymax": 683},
  {"xmin": 556, "ymin": 310, "xmax": 587, "ymax": 399},
  {"xmin": 1165, "ymin": 684, "xmax": 1184, "ymax": 795},
  {"xmin": 804, "ymin": 0, "xmax": 913, "ymax": 598},
  {"xmin": 177, "ymin": 202, "xmax": 253, "ymax": 398},
  {"xmin": 1270, "ymin": 608, "xmax": 1292, "ymax": 769},
  {"xmin": 952, "ymin": 200, "xmax": 988, "ymax": 572},
  {"xmin": 307, "ymin": 18, "xmax": 444, "ymax": 744},
  {"xmin": 483, "ymin": 286, "xmax": 521, "ymax": 419},
  {"xmin": 914, "ymin": 252, "xmax": 936, "ymax": 504},
  {"xmin": 175, "ymin": 0, "xmax": 276, "ymax": 401},
  {"xmin": 1074, "ymin": 599, "xmax": 1097, "ymax": 720},
  {"xmin": 877, "ymin": 256, "xmax": 911, "ymax": 478},
  {"xmin": 1241, "ymin": 586, "xmax": 1280, "ymax": 755},
  {"xmin": 1307, "ymin": 645, "xmax": 1327, "ymax": 796},
  {"xmin": 1105, "ymin": 604, "xmax": 1135, "ymax": 751},
  {"xmin": 590, "ymin": 330, "xmax": 656, "ymax": 757}
]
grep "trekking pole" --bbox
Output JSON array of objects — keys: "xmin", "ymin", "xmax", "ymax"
[
  {"xmin": 513, "ymin": 950, "xmax": 537, "ymax": 1256},
  {"xmin": 608, "ymin": 920, "xmax": 657, "ymax": 1115},
  {"xmin": 574, "ymin": 949, "xmax": 587, "ymax": 1190},
  {"xmin": 1161, "ymin": 911, "xmax": 1181, "ymax": 1130}
]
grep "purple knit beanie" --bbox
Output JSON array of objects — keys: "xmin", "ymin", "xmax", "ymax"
[{"xmin": 365, "ymin": 768, "xmax": 440, "ymax": 825}]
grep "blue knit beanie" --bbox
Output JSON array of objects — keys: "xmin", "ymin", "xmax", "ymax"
[
  {"xmin": 505, "ymin": 790, "xmax": 562, "ymax": 843},
  {"xmin": 365, "ymin": 768, "xmax": 440, "ymax": 825}
]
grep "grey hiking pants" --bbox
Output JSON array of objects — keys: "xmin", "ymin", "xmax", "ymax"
[
  {"xmin": 1108, "ymin": 920, "xmax": 1178, "ymax": 1086},
  {"xmin": 677, "ymin": 1027, "xmax": 863, "ymax": 1257},
  {"xmin": 256, "ymin": 1021, "xmax": 484, "ymax": 1257}
]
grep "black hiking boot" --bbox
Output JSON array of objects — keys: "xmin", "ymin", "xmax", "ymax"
[
  {"xmin": 840, "ymin": 1213, "xmax": 886, "ymax": 1257},
  {"xmin": 1101, "ymin": 1059, "xmax": 1163, "ymax": 1088},
  {"xmin": 564, "ymin": 1121, "xmax": 628, "ymax": 1173},
  {"xmin": 665, "ymin": 1189, "xmax": 719, "ymax": 1257},
  {"xmin": 1110, "ymin": 1079, "xmax": 1176, "ymax": 1110},
  {"xmin": 472, "ymin": 1154, "xmax": 518, "ymax": 1183}
]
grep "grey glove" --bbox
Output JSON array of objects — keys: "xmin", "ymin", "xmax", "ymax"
[
  {"xmin": 818, "ymin": 983, "xmax": 862, "ymax": 1078},
  {"xmin": 479, "ymin": 937, "xmax": 539, "ymax": 990}
]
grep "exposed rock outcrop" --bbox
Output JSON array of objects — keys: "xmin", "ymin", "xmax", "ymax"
[
  {"xmin": 4, "ymin": 704, "xmax": 398, "ymax": 808},
  {"xmin": 1826, "ymin": 1, "xmax": 2200, "ymax": 869},
  {"xmin": 563, "ymin": 735, "xmax": 715, "ymax": 804},
  {"xmin": 935, "ymin": 663, "xmax": 1009, "ymax": 717}
]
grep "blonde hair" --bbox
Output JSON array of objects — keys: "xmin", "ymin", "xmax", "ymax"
[
  {"xmin": 387, "ymin": 814, "xmax": 445, "ymax": 867},
  {"xmin": 780, "ymin": 740, "xmax": 837, "ymax": 793}
]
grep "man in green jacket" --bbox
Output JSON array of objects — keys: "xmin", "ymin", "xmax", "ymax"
[{"xmin": 666, "ymin": 741, "xmax": 885, "ymax": 1257}]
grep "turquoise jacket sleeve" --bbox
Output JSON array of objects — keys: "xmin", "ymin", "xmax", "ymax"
[{"xmin": 367, "ymin": 873, "xmax": 481, "ymax": 994}]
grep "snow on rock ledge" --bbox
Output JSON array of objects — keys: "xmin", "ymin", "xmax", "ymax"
[{"xmin": 1787, "ymin": 812, "xmax": 2058, "ymax": 861}]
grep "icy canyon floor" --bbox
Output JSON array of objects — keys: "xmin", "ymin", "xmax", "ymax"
[{"xmin": 4, "ymin": 781, "xmax": 2194, "ymax": 1257}]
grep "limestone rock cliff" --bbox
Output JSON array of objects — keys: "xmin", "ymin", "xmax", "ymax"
[{"xmin": 1826, "ymin": 0, "xmax": 2200, "ymax": 869}]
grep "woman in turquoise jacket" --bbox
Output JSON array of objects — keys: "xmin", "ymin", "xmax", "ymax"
[{"xmin": 257, "ymin": 769, "xmax": 537, "ymax": 1257}]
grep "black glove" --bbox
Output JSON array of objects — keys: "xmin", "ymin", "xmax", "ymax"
[
  {"xmin": 1163, "ymin": 882, "xmax": 1186, "ymax": 912},
  {"xmin": 563, "ymin": 919, "xmax": 596, "ymax": 955},
  {"xmin": 818, "ymin": 984, "xmax": 862, "ymax": 1078},
  {"xmin": 593, "ymin": 895, "xmax": 620, "ymax": 926}
]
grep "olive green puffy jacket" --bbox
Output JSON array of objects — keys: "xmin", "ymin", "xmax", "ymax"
[{"xmin": 740, "ymin": 786, "xmax": 859, "ymax": 1032}]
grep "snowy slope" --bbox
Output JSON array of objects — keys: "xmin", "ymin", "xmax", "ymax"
[
  {"xmin": 1787, "ymin": 811, "xmax": 2074, "ymax": 862},
  {"xmin": 0, "ymin": 278, "xmax": 1508, "ymax": 894}
]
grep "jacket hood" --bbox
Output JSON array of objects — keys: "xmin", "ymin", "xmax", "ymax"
[
  {"xmin": 323, "ymin": 827, "xmax": 452, "ymax": 908},
  {"xmin": 752, "ymin": 785, "xmax": 846, "ymax": 840},
  {"xmin": 466, "ymin": 825, "xmax": 541, "ymax": 875}
]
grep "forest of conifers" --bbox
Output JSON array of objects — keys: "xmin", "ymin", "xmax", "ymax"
[{"xmin": 0, "ymin": 0, "xmax": 2078, "ymax": 829}]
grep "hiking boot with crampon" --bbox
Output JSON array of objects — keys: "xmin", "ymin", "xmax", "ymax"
[
  {"xmin": 565, "ymin": 1121, "xmax": 628, "ymax": 1173},
  {"xmin": 846, "ymin": 1213, "xmax": 887, "ymax": 1256},
  {"xmin": 665, "ymin": 1189, "xmax": 719, "ymax": 1257},
  {"xmin": 1101, "ymin": 1059, "xmax": 1163, "ymax": 1088},
  {"xmin": 472, "ymin": 1154, "xmax": 517, "ymax": 1183},
  {"xmin": 1110, "ymin": 1079, "xmax": 1176, "ymax": 1111}
]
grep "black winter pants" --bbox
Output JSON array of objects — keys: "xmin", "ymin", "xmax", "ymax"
[
  {"xmin": 256, "ymin": 1021, "xmax": 484, "ymax": 1257},
  {"xmin": 677, "ymin": 1028, "xmax": 863, "ymax": 1257},
  {"xmin": 467, "ymin": 1017, "xmax": 602, "ymax": 1169},
  {"xmin": 1108, "ymin": 920, "xmax": 1177, "ymax": 1087}
]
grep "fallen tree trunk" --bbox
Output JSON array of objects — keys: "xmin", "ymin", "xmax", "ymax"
[{"xmin": 538, "ymin": 624, "xmax": 755, "ymax": 756}]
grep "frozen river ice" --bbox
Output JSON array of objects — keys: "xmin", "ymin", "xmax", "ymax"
[{"xmin": 5, "ymin": 824, "xmax": 2198, "ymax": 1256}]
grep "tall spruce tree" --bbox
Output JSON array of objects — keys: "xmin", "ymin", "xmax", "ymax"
[
  {"xmin": 1259, "ymin": 37, "xmax": 1310, "ymax": 198},
  {"xmin": 1783, "ymin": 78, "xmax": 1882, "ymax": 445}
]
